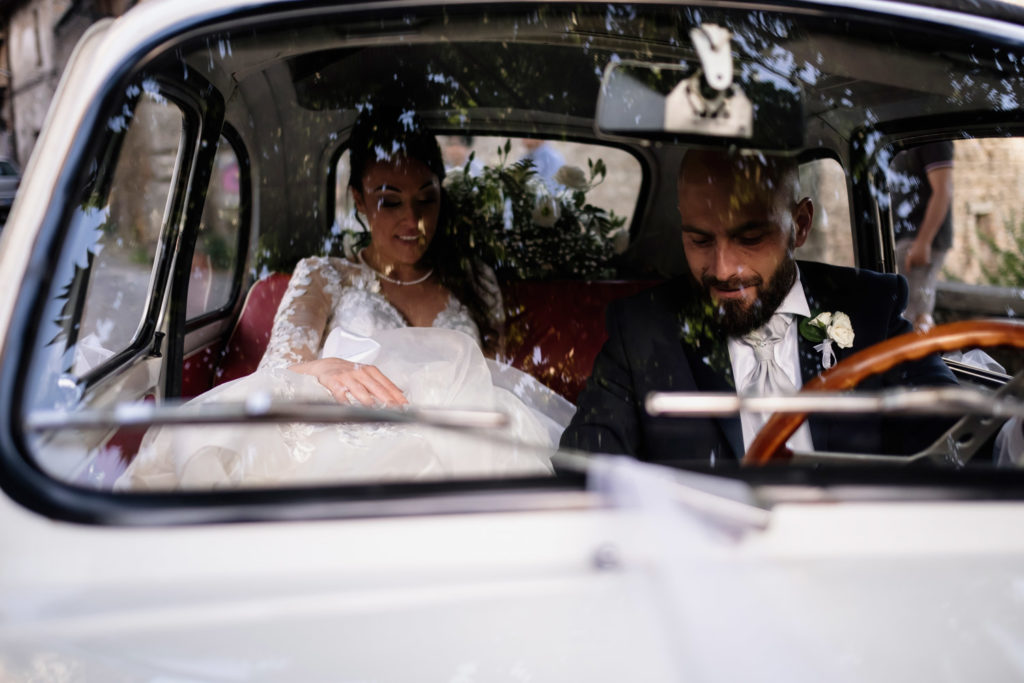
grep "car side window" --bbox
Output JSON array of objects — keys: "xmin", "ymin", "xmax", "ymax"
[
  {"xmin": 795, "ymin": 158, "xmax": 855, "ymax": 268},
  {"xmin": 898, "ymin": 136, "xmax": 1024, "ymax": 376},
  {"xmin": 937, "ymin": 138, "xmax": 1023, "ymax": 298},
  {"xmin": 70, "ymin": 94, "xmax": 184, "ymax": 375},
  {"xmin": 187, "ymin": 135, "xmax": 243, "ymax": 320}
]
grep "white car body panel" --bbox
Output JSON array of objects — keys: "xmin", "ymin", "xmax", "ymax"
[{"xmin": 3, "ymin": 491, "xmax": 1024, "ymax": 680}]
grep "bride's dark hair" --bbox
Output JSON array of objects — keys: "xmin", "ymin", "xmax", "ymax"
[{"xmin": 347, "ymin": 106, "xmax": 499, "ymax": 352}]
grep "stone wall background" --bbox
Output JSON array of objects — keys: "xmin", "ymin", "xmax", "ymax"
[
  {"xmin": 4, "ymin": 0, "xmax": 133, "ymax": 167},
  {"xmin": 796, "ymin": 158, "xmax": 855, "ymax": 268},
  {"xmin": 945, "ymin": 138, "xmax": 1024, "ymax": 286},
  {"xmin": 794, "ymin": 139, "xmax": 1024, "ymax": 286}
]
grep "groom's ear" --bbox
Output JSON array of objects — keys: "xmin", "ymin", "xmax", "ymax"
[{"xmin": 792, "ymin": 198, "xmax": 814, "ymax": 248}]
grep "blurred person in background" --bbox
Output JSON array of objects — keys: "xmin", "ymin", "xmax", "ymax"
[
  {"xmin": 520, "ymin": 138, "xmax": 564, "ymax": 192},
  {"xmin": 890, "ymin": 141, "xmax": 954, "ymax": 332}
]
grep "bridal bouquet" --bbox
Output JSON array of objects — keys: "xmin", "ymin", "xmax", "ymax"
[{"xmin": 442, "ymin": 141, "xmax": 627, "ymax": 280}]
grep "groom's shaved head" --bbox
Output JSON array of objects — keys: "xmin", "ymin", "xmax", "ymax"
[
  {"xmin": 677, "ymin": 148, "xmax": 814, "ymax": 335},
  {"xmin": 678, "ymin": 150, "xmax": 802, "ymax": 221}
]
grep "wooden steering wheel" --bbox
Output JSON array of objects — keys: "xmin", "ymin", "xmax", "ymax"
[{"xmin": 742, "ymin": 319, "xmax": 1024, "ymax": 465}]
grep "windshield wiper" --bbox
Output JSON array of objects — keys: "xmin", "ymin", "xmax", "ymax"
[
  {"xmin": 647, "ymin": 383, "xmax": 1024, "ymax": 467},
  {"xmin": 26, "ymin": 400, "xmax": 510, "ymax": 433},
  {"xmin": 645, "ymin": 386, "xmax": 1024, "ymax": 419}
]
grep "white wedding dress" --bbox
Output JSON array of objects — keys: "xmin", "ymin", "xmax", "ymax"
[{"xmin": 116, "ymin": 257, "xmax": 573, "ymax": 490}]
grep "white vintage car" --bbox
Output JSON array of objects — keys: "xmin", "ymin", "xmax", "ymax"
[{"xmin": 2, "ymin": 0, "xmax": 1024, "ymax": 679}]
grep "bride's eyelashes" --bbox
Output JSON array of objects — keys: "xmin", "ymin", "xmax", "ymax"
[{"xmin": 375, "ymin": 193, "xmax": 438, "ymax": 210}]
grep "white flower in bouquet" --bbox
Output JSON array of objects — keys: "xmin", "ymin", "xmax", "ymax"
[
  {"xmin": 442, "ymin": 169, "xmax": 464, "ymax": 188},
  {"xmin": 502, "ymin": 197, "xmax": 514, "ymax": 232},
  {"xmin": 524, "ymin": 176, "xmax": 546, "ymax": 196},
  {"xmin": 442, "ymin": 141, "xmax": 624, "ymax": 279},
  {"xmin": 611, "ymin": 227, "xmax": 630, "ymax": 254},
  {"xmin": 532, "ymin": 194, "xmax": 561, "ymax": 227},
  {"xmin": 553, "ymin": 165, "xmax": 589, "ymax": 191}
]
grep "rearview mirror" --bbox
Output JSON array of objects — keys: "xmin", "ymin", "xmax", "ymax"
[{"xmin": 596, "ymin": 49, "xmax": 804, "ymax": 151}]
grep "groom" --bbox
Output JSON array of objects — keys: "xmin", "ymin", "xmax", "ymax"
[{"xmin": 560, "ymin": 149, "xmax": 957, "ymax": 465}]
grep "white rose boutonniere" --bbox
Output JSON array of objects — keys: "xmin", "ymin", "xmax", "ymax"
[
  {"xmin": 799, "ymin": 311, "xmax": 855, "ymax": 369},
  {"xmin": 808, "ymin": 311, "xmax": 832, "ymax": 327},
  {"xmin": 827, "ymin": 312, "xmax": 855, "ymax": 349}
]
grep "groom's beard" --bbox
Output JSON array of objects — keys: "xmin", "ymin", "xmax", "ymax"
[{"xmin": 692, "ymin": 257, "xmax": 797, "ymax": 337}]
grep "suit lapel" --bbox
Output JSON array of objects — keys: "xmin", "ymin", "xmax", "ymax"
[
  {"xmin": 797, "ymin": 328, "xmax": 825, "ymax": 387},
  {"xmin": 682, "ymin": 342, "xmax": 744, "ymax": 461},
  {"xmin": 798, "ymin": 270, "xmax": 844, "ymax": 451}
]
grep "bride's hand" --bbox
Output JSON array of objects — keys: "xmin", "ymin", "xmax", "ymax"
[{"xmin": 288, "ymin": 358, "xmax": 408, "ymax": 407}]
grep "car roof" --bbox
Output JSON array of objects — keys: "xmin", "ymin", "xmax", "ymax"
[{"xmin": 901, "ymin": 0, "xmax": 1024, "ymax": 24}]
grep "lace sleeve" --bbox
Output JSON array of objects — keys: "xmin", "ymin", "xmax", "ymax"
[{"xmin": 257, "ymin": 256, "xmax": 343, "ymax": 370}]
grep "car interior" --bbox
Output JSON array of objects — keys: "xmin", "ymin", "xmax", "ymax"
[{"xmin": 14, "ymin": 2, "xmax": 1024, "ymax": 494}]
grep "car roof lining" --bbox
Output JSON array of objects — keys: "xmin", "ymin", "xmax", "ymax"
[{"xmin": 153, "ymin": 4, "xmax": 1022, "ymax": 155}]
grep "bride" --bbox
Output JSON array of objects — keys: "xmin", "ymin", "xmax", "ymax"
[{"xmin": 116, "ymin": 109, "xmax": 573, "ymax": 490}]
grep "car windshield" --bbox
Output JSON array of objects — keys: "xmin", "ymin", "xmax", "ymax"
[{"xmin": 15, "ymin": 2, "xmax": 1024, "ymax": 493}]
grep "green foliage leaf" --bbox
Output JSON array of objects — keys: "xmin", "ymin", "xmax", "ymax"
[
  {"xmin": 441, "ymin": 144, "xmax": 625, "ymax": 280},
  {"xmin": 799, "ymin": 315, "xmax": 826, "ymax": 343},
  {"xmin": 976, "ymin": 214, "xmax": 1024, "ymax": 288}
]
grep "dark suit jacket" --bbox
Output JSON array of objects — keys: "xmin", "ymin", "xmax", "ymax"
[{"xmin": 560, "ymin": 261, "xmax": 958, "ymax": 465}]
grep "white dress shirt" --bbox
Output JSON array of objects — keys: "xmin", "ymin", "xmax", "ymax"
[{"xmin": 727, "ymin": 269, "xmax": 816, "ymax": 454}]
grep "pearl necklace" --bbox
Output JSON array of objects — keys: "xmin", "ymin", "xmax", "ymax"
[{"xmin": 357, "ymin": 249, "xmax": 434, "ymax": 286}]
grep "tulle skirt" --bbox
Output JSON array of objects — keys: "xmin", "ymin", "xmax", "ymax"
[{"xmin": 115, "ymin": 328, "xmax": 574, "ymax": 490}]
